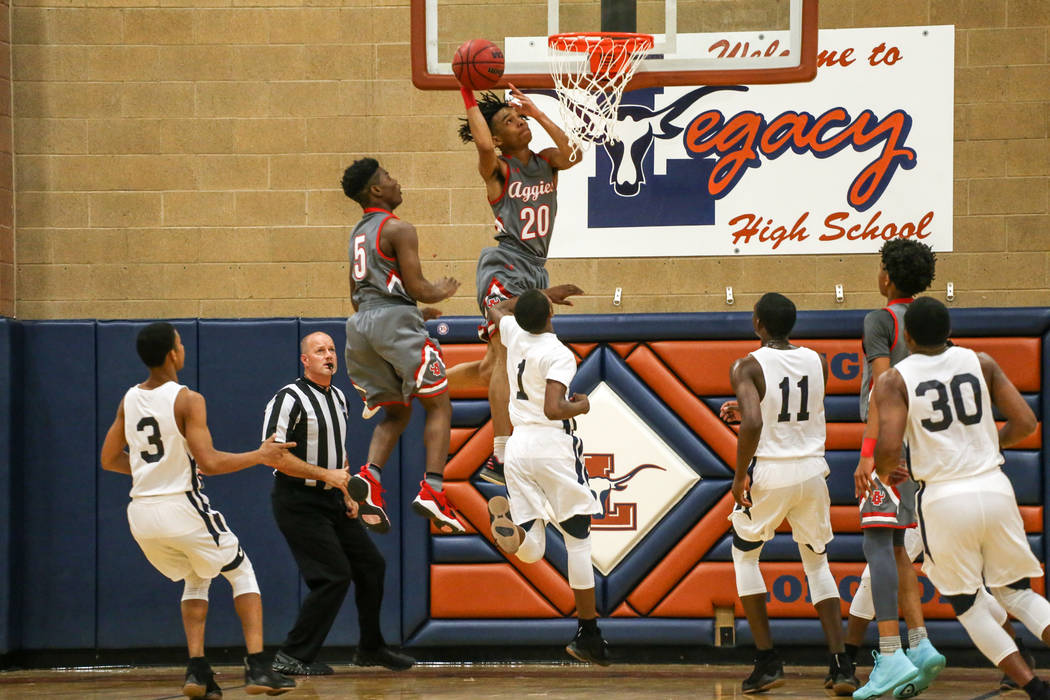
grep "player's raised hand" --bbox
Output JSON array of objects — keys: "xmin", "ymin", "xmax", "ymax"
[
  {"xmin": 508, "ymin": 83, "xmax": 541, "ymax": 119},
  {"xmin": 569, "ymin": 393, "xmax": 590, "ymax": 414},
  {"xmin": 545, "ymin": 284, "xmax": 584, "ymax": 305},
  {"xmin": 421, "ymin": 306, "xmax": 444, "ymax": 321},
  {"xmin": 433, "ymin": 276, "xmax": 460, "ymax": 300},
  {"xmin": 853, "ymin": 457, "xmax": 874, "ymax": 500},
  {"xmin": 258, "ymin": 433, "xmax": 296, "ymax": 467},
  {"xmin": 719, "ymin": 400, "xmax": 741, "ymax": 425}
]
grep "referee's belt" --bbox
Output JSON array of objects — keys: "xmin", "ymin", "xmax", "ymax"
[{"xmin": 274, "ymin": 471, "xmax": 336, "ymax": 490}]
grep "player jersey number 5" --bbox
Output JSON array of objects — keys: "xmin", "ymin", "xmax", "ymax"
[
  {"xmin": 519, "ymin": 205, "xmax": 551, "ymax": 240},
  {"xmin": 352, "ymin": 234, "xmax": 367, "ymax": 280}
]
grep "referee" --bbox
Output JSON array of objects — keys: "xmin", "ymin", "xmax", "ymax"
[{"xmin": 264, "ymin": 331, "xmax": 413, "ymax": 675}]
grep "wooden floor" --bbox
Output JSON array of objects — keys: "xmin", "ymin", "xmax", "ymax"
[{"xmin": 0, "ymin": 663, "xmax": 1019, "ymax": 699}]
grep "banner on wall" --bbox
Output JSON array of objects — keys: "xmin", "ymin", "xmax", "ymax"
[{"xmin": 525, "ymin": 26, "xmax": 954, "ymax": 258}]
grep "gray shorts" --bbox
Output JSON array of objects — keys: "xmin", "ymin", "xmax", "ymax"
[
  {"xmin": 344, "ymin": 304, "xmax": 447, "ymax": 410},
  {"xmin": 475, "ymin": 246, "xmax": 549, "ymax": 314},
  {"xmin": 860, "ymin": 475, "xmax": 918, "ymax": 529}
]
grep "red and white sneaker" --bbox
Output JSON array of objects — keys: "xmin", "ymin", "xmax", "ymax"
[
  {"xmin": 348, "ymin": 468, "xmax": 391, "ymax": 534},
  {"xmin": 412, "ymin": 481, "xmax": 466, "ymax": 534}
]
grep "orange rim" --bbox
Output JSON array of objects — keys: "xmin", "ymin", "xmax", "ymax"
[{"xmin": 548, "ymin": 32, "xmax": 655, "ymax": 54}]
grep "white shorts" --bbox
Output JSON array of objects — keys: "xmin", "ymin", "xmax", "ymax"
[
  {"xmin": 128, "ymin": 494, "xmax": 241, "ymax": 582},
  {"xmin": 920, "ymin": 473, "xmax": 1042, "ymax": 596},
  {"xmin": 729, "ymin": 472, "xmax": 834, "ymax": 551},
  {"xmin": 505, "ymin": 426, "xmax": 600, "ymax": 526}
]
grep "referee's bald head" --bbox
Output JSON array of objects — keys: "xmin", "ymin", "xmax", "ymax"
[{"xmin": 300, "ymin": 331, "xmax": 332, "ymax": 354}]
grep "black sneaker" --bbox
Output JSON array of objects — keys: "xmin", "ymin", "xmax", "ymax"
[
  {"xmin": 827, "ymin": 653, "xmax": 859, "ymax": 696},
  {"xmin": 244, "ymin": 654, "xmax": 296, "ymax": 695},
  {"xmin": 353, "ymin": 646, "xmax": 415, "ymax": 671},
  {"xmin": 479, "ymin": 455, "xmax": 506, "ymax": 485},
  {"xmin": 1001, "ymin": 647, "xmax": 1037, "ymax": 692},
  {"xmin": 271, "ymin": 650, "xmax": 332, "ymax": 676},
  {"xmin": 565, "ymin": 626, "xmax": 611, "ymax": 666},
  {"xmin": 183, "ymin": 659, "xmax": 220, "ymax": 699},
  {"xmin": 742, "ymin": 652, "xmax": 785, "ymax": 694}
]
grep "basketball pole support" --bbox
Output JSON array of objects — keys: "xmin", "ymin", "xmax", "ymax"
[{"xmin": 601, "ymin": 0, "xmax": 636, "ymax": 33}]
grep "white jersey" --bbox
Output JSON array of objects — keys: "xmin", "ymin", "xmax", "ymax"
[
  {"xmin": 123, "ymin": 381, "xmax": 199, "ymax": 498},
  {"xmin": 895, "ymin": 346, "xmax": 1003, "ymax": 484},
  {"xmin": 751, "ymin": 345, "xmax": 826, "ymax": 460},
  {"xmin": 500, "ymin": 315, "xmax": 576, "ymax": 431}
]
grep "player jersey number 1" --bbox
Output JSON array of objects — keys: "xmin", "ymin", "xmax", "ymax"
[
  {"xmin": 520, "ymin": 205, "xmax": 550, "ymax": 240},
  {"xmin": 352, "ymin": 234, "xmax": 367, "ymax": 280}
]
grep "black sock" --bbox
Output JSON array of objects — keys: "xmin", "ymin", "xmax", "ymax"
[
  {"xmin": 834, "ymin": 652, "xmax": 853, "ymax": 672},
  {"xmin": 578, "ymin": 617, "xmax": 599, "ymax": 634},
  {"xmin": 1023, "ymin": 676, "xmax": 1045, "ymax": 699},
  {"xmin": 844, "ymin": 643, "xmax": 859, "ymax": 663},
  {"xmin": 757, "ymin": 648, "xmax": 777, "ymax": 663},
  {"xmin": 188, "ymin": 656, "xmax": 210, "ymax": 671},
  {"xmin": 246, "ymin": 651, "xmax": 268, "ymax": 666}
]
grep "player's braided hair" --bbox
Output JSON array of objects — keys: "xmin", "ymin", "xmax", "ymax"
[
  {"xmin": 880, "ymin": 239, "xmax": 936, "ymax": 297},
  {"xmin": 341, "ymin": 157, "xmax": 380, "ymax": 205},
  {"xmin": 458, "ymin": 91, "xmax": 516, "ymax": 143}
]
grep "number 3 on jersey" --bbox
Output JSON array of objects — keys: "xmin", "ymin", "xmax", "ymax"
[
  {"xmin": 352, "ymin": 234, "xmax": 367, "ymax": 280},
  {"xmin": 520, "ymin": 205, "xmax": 550, "ymax": 240}
]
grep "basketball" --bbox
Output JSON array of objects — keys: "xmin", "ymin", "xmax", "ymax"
[{"xmin": 453, "ymin": 38, "xmax": 505, "ymax": 90}]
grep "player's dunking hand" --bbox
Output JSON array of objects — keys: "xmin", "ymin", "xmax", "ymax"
[
  {"xmin": 258, "ymin": 433, "xmax": 297, "ymax": 468},
  {"xmin": 433, "ymin": 277, "xmax": 460, "ymax": 301},
  {"xmin": 546, "ymin": 284, "xmax": 584, "ymax": 306},
  {"xmin": 507, "ymin": 83, "xmax": 541, "ymax": 119},
  {"xmin": 569, "ymin": 393, "xmax": 590, "ymax": 414},
  {"xmin": 719, "ymin": 399, "xmax": 741, "ymax": 425},
  {"xmin": 422, "ymin": 307, "xmax": 443, "ymax": 321}
]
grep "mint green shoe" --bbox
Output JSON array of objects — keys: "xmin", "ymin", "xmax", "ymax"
[
  {"xmin": 854, "ymin": 650, "xmax": 919, "ymax": 700},
  {"xmin": 894, "ymin": 639, "xmax": 946, "ymax": 698}
]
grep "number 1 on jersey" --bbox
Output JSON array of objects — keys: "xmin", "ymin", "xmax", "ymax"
[{"xmin": 515, "ymin": 359, "xmax": 528, "ymax": 400}]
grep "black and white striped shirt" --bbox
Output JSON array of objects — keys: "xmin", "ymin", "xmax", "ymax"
[{"xmin": 262, "ymin": 377, "xmax": 349, "ymax": 487}]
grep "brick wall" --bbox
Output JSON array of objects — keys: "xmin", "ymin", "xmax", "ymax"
[
  {"xmin": 0, "ymin": 0, "xmax": 11, "ymax": 317},
  {"xmin": 10, "ymin": 0, "xmax": 1050, "ymax": 319}
]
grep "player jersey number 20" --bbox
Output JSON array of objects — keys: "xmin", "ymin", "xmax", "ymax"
[
  {"xmin": 520, "ymin": 205, "xmax": 550, "ymax": 240},
  {"xmin": 352, "ymin": 234, "xmax": 367, "ymax": 280}
]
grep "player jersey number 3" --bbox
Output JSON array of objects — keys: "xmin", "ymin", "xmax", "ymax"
[
  {"xmin": 520, "ymin": 205, "xmax": 550, "ymax": 240},
  {"xmin": 352, "ymin": 234, "xmax": 367, "ymax": 280}
]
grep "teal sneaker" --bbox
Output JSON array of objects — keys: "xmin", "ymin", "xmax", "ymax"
[
  {"xmin": 854, "ymin": 650, "xmax": 919, "ymax": 700},
  {"xmin": 894, "ymin": 639, "xmax": 946, "ymax": 698}
]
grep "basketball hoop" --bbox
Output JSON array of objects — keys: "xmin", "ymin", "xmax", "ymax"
[{"xmin": 548, "ymin": 32, "xmax": 654, "ymax": 156}]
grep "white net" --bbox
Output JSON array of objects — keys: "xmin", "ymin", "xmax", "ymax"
[{"xmin": 548, "ymin": 33, "xmax": 654, "ymax": 157}]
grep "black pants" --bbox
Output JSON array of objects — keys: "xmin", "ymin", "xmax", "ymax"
[{"xmin": 271, "ymin": 481, "xmax": 385, "ymax": 662}]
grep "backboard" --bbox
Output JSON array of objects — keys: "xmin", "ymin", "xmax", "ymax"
[{"xmin": 411, "ymin": 0, "xmax": 818, "ymax": 90}]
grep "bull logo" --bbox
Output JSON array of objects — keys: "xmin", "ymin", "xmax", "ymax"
[{"xmin": 585, "ymin": 454, "xmax": 665, "ymax": 531}]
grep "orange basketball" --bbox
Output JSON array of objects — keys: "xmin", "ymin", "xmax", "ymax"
[{"xmin": 452, "ymin": 39, "xmax": 505, "ymax": 90}]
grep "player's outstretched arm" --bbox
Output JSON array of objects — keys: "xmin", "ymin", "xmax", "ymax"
[
  {"xmin": 178, "ymin": 389, "xmax": 295, "ymax": 475},
  {"xmin": 872, "ymin": 369, "xmax": 908, "ymax": 482},
  {"xmin": 458, "ymin": 86, "xmax": 505, "ymax": 201},
  {"xmin": 510, "ymin": 84, "xmax": 577, "ymax": 170},
  {"xmin": 979, "ymin": 352, "xmax": 1037, "ymax": 448},
  {"xmin": 385, "ymin": 219, "xmax": 460, "ymax": 304},
  {"xmin": 544, "ymin": 284, "xmax": 584, "ymax": 306},
  {"xmin": 729, "ymin": 357, "xmax": 762, "ymax": 507},
  {"xmin": 100, "ymin": 399, "xmax": 132, "ymax": 475},
  {"xmin": 543, "ymin": 381, "xmax": 589, "ymax": 420}
]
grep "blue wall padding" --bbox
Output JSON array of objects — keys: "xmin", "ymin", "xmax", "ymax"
[
  {"xmin": 451, "ymin": 400, "xmax": 490, "ymax": 427},
  {"xmin": 95, "ymin": 320, "xmax": 199, "ymax": 648},
  {"xmin": 432, "ymin": 536, "xmax": 503, "ymax": 564},
  {"xmin": 0, "ymin": 318, "xmax": 11, "ymax": 655},
  {"xmin": 17, "ymin": 322, "xmax": 98, "ymax": 649}
]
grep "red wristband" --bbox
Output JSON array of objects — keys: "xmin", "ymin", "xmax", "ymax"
[
  {"xmin": 860, "ymin": 437, "xmax": 877, "ymax": 458},
  {"xmin": 460, "ymin": 85, "xmax": 477, "ymax": 109}
]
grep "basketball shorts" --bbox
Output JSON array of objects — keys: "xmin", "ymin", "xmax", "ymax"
[
  {"xmin": 475, "ymin": 246, "xmax": 549, "ymax": 339},
  {"xmin": 919, "ymin": 469, "xmax": 1041, "ymax": 596},
  {"xmin": 345, "ymin": 304, "xmax": 447, "ymax": 410},
  {"xmin": 504, "ymin": 425, "xmax": 600, "ymax": 526},
  {"xmin": 128, "ymin": 494, "xmax": 242, "ymax": 582},
  {"xmin": 860, "ymin": 474, "xmax": 918, "ymax": 529},
  {"xmin": 730, "ymin": 472, "xmax": 834, "ymax": 551}
]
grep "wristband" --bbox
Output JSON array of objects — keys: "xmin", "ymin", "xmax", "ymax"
[
  {"xmin": 460, "ymin": 85, "xmax": 477, "ymax": 109},
  {"xmin": 860, "ymin": 437, "xmax": 877, "ymax": 458}
]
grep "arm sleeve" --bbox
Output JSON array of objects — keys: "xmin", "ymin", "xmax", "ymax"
[
  {"xmin": 544, "ymin": 345, "xmax": 577, "ymax": 390},
  {"xmin": 262, "ymin": 389, "xmax": 300, "ymax": 442},
  {"xmin": 863, "ymin": 310, "xmax": 894, "ymax": 361}
]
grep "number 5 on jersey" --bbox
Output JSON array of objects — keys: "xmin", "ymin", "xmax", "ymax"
[{"xmin": 352, "ymin": 234, "xmax": 367, "ymax": 280}]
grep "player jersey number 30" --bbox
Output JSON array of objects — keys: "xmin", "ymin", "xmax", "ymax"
[{"xmin": 520, "ymin": 205, "xmax": 551, "ymax": 240}]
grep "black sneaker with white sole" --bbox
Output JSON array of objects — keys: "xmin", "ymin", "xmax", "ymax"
[
  {"xmin": 183, "ymin": 658, "xmax": 221, "ymax": 699},
  {"xmin": 743, "ymin": 652, "xmax": 785, "ymax": 694},
  {"xmin": 478, "ymin": 455, "xmax": 506, "ymax": 485},
  {"xmin": 244, "ymin": 654, "xmax": 296, "ymax": 695},
  {"xmin": 565, "ymin": 626, "xmax": 611, "ymax": 666}
]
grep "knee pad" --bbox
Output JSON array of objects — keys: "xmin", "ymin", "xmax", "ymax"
[
  {"xmin": 731, "ymin": 543, "xmax": 766, "ymax": 597},
  {"xmin": 220, "ymin": 548, "xmax": 260, "ymax": 598},
  {"xmin": 182, "ymin": 573, "xmax": 211, "ymax": 602},
  {"xmin": 958, "ymin": 598, "xmax": 1018, "ymax": 666},
  {"xmin": 563, "ymin": 532, "xmax": 595, "ymax": 590},
  {"xmin": 516, "ymin": 521, "xmax": 546, "ymax": 564},
  {"xmin": 799, "ymin": 545, "xmax": 838, "ymax": 605},
  {"xmin": 992, "ymin": 583, "xmax": 1050, "ymax": 640},
  {"xmin": 559, "ymin": 514, "xmax": 590, "ymax": 540},
  {"xmin": 849, "ymin": 565, "xmax": 875, "ymax": 620}
]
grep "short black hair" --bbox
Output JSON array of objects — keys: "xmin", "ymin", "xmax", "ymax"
[
  {"xmin": 513, "ymin": 289, "xmax": 551, "ymax": 333},
  {"xmin": 458, "ymin": 92, "xmax": 515, "ymax": 143},
  {"xmin": 755, "ymin": 292, "xmax": 796, "ymax": 339},
  {"xmin": 904, "ymin": 296, "xmax": 950, "ymax": 346},
  {"xmin": 881, "ymin": 239, "xmax": 936, "ymax": 296},
  {"xmin": 341, "ymin": 158, "xmax": 380, "ymax": 205},
  {"xmin": 137, "ymin": 322, "xmax": 176, "ymax": 368}
]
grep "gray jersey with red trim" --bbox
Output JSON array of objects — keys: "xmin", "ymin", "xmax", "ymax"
[
  {"xmin": 491, "ymin": 153, "xmax": 558, "ymax": 259},
  {"xmin": 349, "ymin": 207, "xmax": 415, "ymax": 310},
  {"xmin": 859, "ymin": 299, "xmax": 912, "ymax": 421}
]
